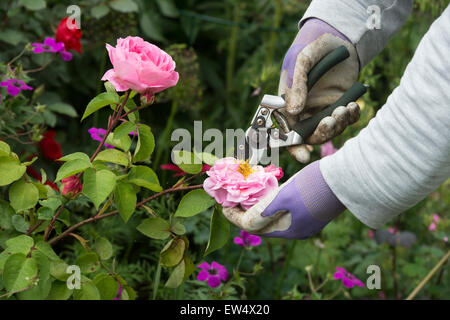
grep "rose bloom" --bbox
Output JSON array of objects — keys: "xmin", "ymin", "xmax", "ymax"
[
  {"xmin": 55, "ymin": 17, "xmax": 82, "ymax": 53},
  {"xmin": 102, "ymin": 36, "xmax": 179, "ymax": 101},
  {"xmin": 61, "ymin": 175, "xmax": 82, "ymax": 197},
  {"xmin": 39, "ymin": 130, "xmax": 63, "ymax": 161},
  {"xmin": 203, "ymin": 157, "xmax": 282, "ymax": 210}
]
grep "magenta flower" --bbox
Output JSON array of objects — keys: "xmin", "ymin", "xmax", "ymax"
[
  {"xmin": 113, "ymin": 284, "xmax": 122, "ymax": 300},
  {"xmin": 196, "ymin": 261, "xmax": 228, "ymax": 288},
  {"xmin": 320, "ymin": 141, "xmax": 338, "ymax": 158},
  {"xmin": 368, "ymin": 229, "xmax": 374, "ymax": 239},
  {"xmin": 32, "ymin": 37, "xmax": 72, "ymax": 61},
  {"xmin": 333, "ymin": 267, "xmax": 365, "ymax": 289},
  {"xmin": 0, "ymin": 79, "xmax": 33, "ymax": 96},
  {"xmin": 234, "ymin": 230, "xmax": 261, "ymax": 247},
  {"xmin": 428, "ymin": 213, "xmax": 440, "ymax": 231},
  {"xmin": 88, "ymin": 127, "xmax": 114, "ymax": 149}
]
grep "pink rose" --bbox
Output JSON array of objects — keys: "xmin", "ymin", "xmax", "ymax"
[
  {"xmin": 61, "ymin": 175, "xmax": 82, "ymax": 197},
  {"xmin": 203, "ymin": 157, "xmax": 280, "ymax": 210},
  {"xmin": 264, "ymin": 164, "xmax": 284, "ymax": 181},
  {"xmin": 102, "ymin": 36, "xmax": 179, "ymax": 101}
]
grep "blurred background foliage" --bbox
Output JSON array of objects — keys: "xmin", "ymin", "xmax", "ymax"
[{"xmin": 0, "ymin": 0, "xmax": 448, "ymax": 299}]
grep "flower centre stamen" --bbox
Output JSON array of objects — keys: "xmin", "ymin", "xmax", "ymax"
[{"xmin": 237, "ymin": 161, "xmax": 253, "ymax": 179}]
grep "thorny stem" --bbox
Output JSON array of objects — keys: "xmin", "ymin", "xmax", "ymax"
[
  {"xmin": 48, "ymin": 184, "xmax": 203, "ymax": 246},
  {"xmin": 90, "ymin": 90, "xmax": 131, "ymax": 162},
  {"xmin": 43, "ymin": 205, "xmax": 65, "ymax": 241}
]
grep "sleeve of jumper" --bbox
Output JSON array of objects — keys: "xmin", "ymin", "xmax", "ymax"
[
  {"xmin": 319, "ymin": 7, "xmax": 450, "ymax": 229},
  {"xmin": 300, "ymin": 0, "xmax": 413, "ymax": 68}
]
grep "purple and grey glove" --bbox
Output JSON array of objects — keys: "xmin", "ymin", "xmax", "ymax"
[
  {"xmin": 222, "ymin": 161, "xmax": 344, "ymax": 239},
  {"xmin": 278, "ymin": 18, "xmax": 361, "ymax": 163}
]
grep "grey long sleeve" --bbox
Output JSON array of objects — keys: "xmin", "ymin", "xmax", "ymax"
[
  {"xmin": 320, "ymin": 7, "xmax": 450, "ymax": 229},
  {"xmin": 300, "ymin": 0, "xmax": 414, "ymax": 68}
]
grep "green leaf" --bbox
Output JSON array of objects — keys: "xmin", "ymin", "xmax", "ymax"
[
  {"xmin": 0, "ymin": 156, "xmax": 26, "ymax": 186},
  {"xmin": 134, "ymin": 124, "xmax": 155, "ymax": 163},
  {"xmin": 2, "ymin": 254, "xmax": 37, "ymax": 293},
  {"xmin": 198, "ymin": 152, "xmax": 219, "ymax": 166},
  {"xmin": 155, "ymin": 0, "xmax": 179, "ymax": 17},
  {"xmin": 0, "ymin": 141, "xmax": 11, "ymax": 157},
  {"xmin": 49, "ymin": 261, "xmax": 69, "ymax": 281},
  {"xmin": 17, "ymin": 251, "xmax": 51, "ymax": 300},
  {"xmin": 0, "ymin": 200, "xmax": 14, "ymax": 230},
  {"xmin": 39, "ymin": 197, "xmax": 62, "ymax": 211},
  {"xmin": 37, "ymin": 206, "xmax": 53, "ymax": 220},
  {"xmin": 93, "ymin": 274, "xmax": 119, "ymax": 300},
  {"xmin": 91, "ymin": 4, "xmax": 110, "ymax": 19},
  {"xmin": 140, "ymin": 12, "xmax": 165, "ymax": 42},
  {"xmin": 58, "ymin": 152, "xmax": 90, "ymax": 162},
  {"xmin": 94, "ymin": 149, "xmax": 129, "ymax": 167},
  {"xmin": 175, "ymin": 189, "xmax": 215, "ymax": 218},
  {"xmin": 81, "ymin": 92, "xmax": 118, "ymax": 121},
  {"xmin": 171, "ymin": 221, "xmax": 186, "ymax": 235},
  {"xmin": 114, "ymin": 181, "xmax": 136, "ymax": 222},
  {"xmin": 165, "ymin": 260, "xmax": 185, "ymax": 288},
  {"xmin": 82, "ymin": 168, "xmax": 116, "ymax": 210},
  {"xmin": 19, "ymin": 0, "xmax": 46, "ymax": 10},
  {"xmin": 35, "ymin": 241, "xmax": 59, "ymax": 261},
  {"xmin": 5, "ymin": 235, "xmax": 34, "ymax": 254},
  {"xmin": 11, "ymin": 215, "xmax": 29, "ymax": 233},
  {"xmin": 73, "ymin": 279, "xmax": 100, "ymax": 300},
  {"xmin": 105, "ymin": 132, "xmax": 132, "ymax": 152},
  {"xmin": 204, "ymin": 206, "xmax": 230, "ymax": 256},
  {"xmin": 46, "ymin": 281, "xmax": 73, "ymax": 300},
  {"xmin": 0, "ymin": 29, "xmax": 28, "ymax": 45},
  {"xmin": 137, "ymin": 217, "xmax": 171, "ymax": 240},
  {"xmin": 9, "ymin": 180, "xmax": 39, "ymax": 212},
  {"xmin": 95, "ymin": 237, "xmax": 113, "ymax": 260},
  {"xmin": 110, "ymin": 0, "xmax": 138, "ymax": 12},
  {"xmin": 75, "ymin": 252, "xmax": 100, "ymax": 273},
  {"xmin": 172, "ymin": 150, "xmax": 202, "ymax": 174},
  {"xmin": 127, "ymin": 166, "xmax": 162, "ymax": 192},
  {"xmin": 47, "ymin": 102, "xmax": 77, "ymax": 117},
  {"xmin": 114, "ymin": 122, "xmax": 136, "ymax": 139},
  {"xmin": 160, "ymin": 238, "xmax": 185, "ymax": 268},
  {"xmin": 55, "ymin": 158, "xmax": 92, "ymax": 181}
]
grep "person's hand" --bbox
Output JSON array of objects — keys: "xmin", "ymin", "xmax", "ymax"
[
  {"xmin": 222, "ymin": 162, "xmax": 344, "ymax": 239},
  {"xmin": 278, "ymin": 18, "xmax": 361, "ymax": 163}
]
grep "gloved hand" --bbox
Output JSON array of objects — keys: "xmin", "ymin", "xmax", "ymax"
[
  {"xmin": 222, "ymin": 161, "xmax": 344, "ymax": 239},
  {"xmin": 278, "ymin": 18, "xmax": 361, "ymax": 163}
]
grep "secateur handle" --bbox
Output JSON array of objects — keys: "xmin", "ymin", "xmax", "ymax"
[{"xmin": 290, "ymin": 45, "xmax": 367, "ymax": 140}]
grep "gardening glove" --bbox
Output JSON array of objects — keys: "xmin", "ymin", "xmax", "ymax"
[
  {"xmin": 278, "ymin": 18, "xmax": 361, "ymax": 163},
  {"xmin": 222, "ymin": 161, "xmax": 344, "ymax": 239}
]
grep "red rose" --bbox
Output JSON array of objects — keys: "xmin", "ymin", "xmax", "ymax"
[
  {"xmin": 55, "ymin": 17, "xmax": 82, "ymax": 53},
  {"xmin": 39, "ymin": 130, "xmax": 63, "ymax": 161}
]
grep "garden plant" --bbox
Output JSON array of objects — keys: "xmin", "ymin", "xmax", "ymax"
[{"xmin": 0, "ymin": 0, "xmax": 448, "ymax": 301}]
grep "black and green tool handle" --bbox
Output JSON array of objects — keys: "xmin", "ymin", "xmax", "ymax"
[{"xmin": 290, "ymin": 45, "xmax": 367, "ymax": 140}]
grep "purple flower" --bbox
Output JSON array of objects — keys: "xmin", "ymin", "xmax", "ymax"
[
  {"xmin": 32, "ymin": 37, "xmax": 72, "ymax": 61},
  {"xmin": 196, "ymin": 261, "xmax": 228, "ymax": 288},
  {"xmin": 234, "ymin": 230, "xmax": 261, "ymax": 247},
  {"xmin": 113, "ymin": 284, "xmax": 122, "ymax": 300},
  {"xmin": 320, "ymin": 141, "xmax": 338, "ymax": 158},
  {"xmin": 0, "ymin": 79, "xmax": 33, "ymax": 96},
  {"xmin": 333, "ymin": 267, "xmax": 365, "ymax": 289},
  {"xmin": 88, "ymin": 127, "xmax": 114, "ymax": 149}
]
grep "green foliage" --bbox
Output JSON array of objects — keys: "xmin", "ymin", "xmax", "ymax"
[
  {"xmin": 175, "ymin": 189, "xmax": 215, "ymax": 218},
  {"xmin": 82, "ymin": 168, "xmax": 116, "ymax": 210}
]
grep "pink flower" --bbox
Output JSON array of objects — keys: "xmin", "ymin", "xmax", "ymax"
[
  {"xmin": 333, "ymin": 267, "xmax": 365, "ymax": 289},
  {"xmin": 368, "ymin": 230, "xmax": 374, "ymax": 239},
  {"xmin": 203, "ymin": 157, "xmax": 280, "ymax": 210},
  {"xmin": 0, "ymin": 79, "xmax": 33, "ymax": 96},
  {"xmin": 101, "ymin": 36, "xmax": 179, "ymax": 101},
  {"xmin": 264, "ymin": 164, "xmax": 284, "ymax": 181},
  {"xmin": 388, "ymin": 227, "xmax": 397, "ymax": 234},
  {"xmin": 429, "ymin": 222, "xmax": 437, "ymax": 231},
  {"xmin": 31, "ymin": 37, "xmax": 72, "ymax": 61},
  {"xmin": 234, "ymin": 230, "xmax": 261, "ymax": 247},
  {"xmin": 320, "ymin": 141, "xmax": 338, "ymax": 158},
  {"xmin": 197, "ymin": 261, "xmax": 228, "ymax": 288},
  {"xmin": 61, "ymin": 175, "xmax": 82, "ymax": 197},
  {"xmin": 160, "ymin": 163, "xmax": 211, "ymax": 177},
  {"xmin": 88, "ymin": 127, "xmax": 114, "ymax": 149},
  {"xmin": 444, "ymin": 237, "xmax": 448, "ymax": 243}
]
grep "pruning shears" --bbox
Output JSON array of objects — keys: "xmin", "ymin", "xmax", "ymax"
[{"xmin": 237, "ymin": 45, "xmax": 368, "ymax": 164}]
